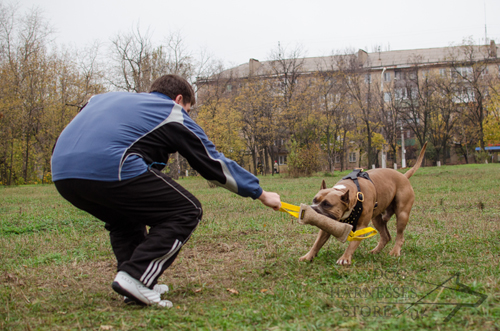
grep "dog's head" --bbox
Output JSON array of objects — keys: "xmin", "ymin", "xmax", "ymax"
[{"xmin": 311, "ymin": 180, "xmax": 354, "ymax": 221}]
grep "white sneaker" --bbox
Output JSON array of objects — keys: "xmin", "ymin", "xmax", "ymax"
[
  {"xmin": 123, "ymin": 284, "xmax": 169, "ymax": 304},
  {"xmin": 112, "ymin": 271, "xmax": 172, "ymax": 308},
  {"xmin": 153, "ymin": 284, "xmax": 169, "ymax": 295}
]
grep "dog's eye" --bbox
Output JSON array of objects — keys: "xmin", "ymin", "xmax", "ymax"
[{"xmin": 321, "ymin": 200, "xmax": 332, "ymax": 208}]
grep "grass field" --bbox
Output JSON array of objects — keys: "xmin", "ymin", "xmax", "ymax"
[{"xmin": 1, "ymin": 164, "xmax": 499, "ymax": 330}]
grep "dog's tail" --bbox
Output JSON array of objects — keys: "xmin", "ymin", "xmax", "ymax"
[{"xmin": 404, "ymin": 142, "xmax": 428, "ymax": 179}]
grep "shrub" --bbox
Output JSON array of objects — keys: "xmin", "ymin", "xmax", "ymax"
[
  {"xmin": 287, "ymin": 140, "xmax": 322, "ymax": 177},
  {"xmin": 474, "ymin": 150, "xmax": 490, "ymax": 164}
]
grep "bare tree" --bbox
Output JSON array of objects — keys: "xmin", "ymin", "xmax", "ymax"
[
  {"xmin": 446, "ymin": 38, "xmax": 497, "ymax": 150},
  {"xmin": 313, "ymin": 55, "xmax": 349, "ymax": 171},
  {"xmin": 109, "ymin": 26, "xmax": 196, "ymax": 93},
  {"xmin": 339, "ymin": 50, "xmax": 379, "ymax": 167},
  {"xmin": 109, "ymin": 25, "xmax": 156, "ymax": 92},
  {"xmin": 163, "ymin": 30, "xmax": 194, "ymax": 79},
  {"xmin": 268, "ymin": 43, "xmax": 306, "ymax": 108},
  {"xmin": 429, "ymin": 75, "xmax": 460, "ymax": 164}
]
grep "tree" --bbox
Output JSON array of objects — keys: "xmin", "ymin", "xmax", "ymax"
[
  {"xmin": 196, "ymin": 97, "xmax": 245, "ymax": 164},
  {"xmin": 0, "ymin": 4, "xmax": 104, "ymax": 185},
  {"xmin": 233, "ymin": 78, "xmax": 277, "ymax": 175},
  {"xmin": 447, "ymin": 38, "xmax": 497, "ymax": 150},
  {"xmin": 0, "ymin": 4, "xmax": 53, "ymax": 183},
  {"xmin": 339, "ymin": 51, "xmax": 379, "ymax": 168},
  {"xmin": 313, "ymin": 56, "xmax": 350, "ymax": 172},
  {"xmin": 268, "ymin": 44, "xmax": 317, "ymax": 172},
  {"xmin": 484, "ymin": 82, "xmax": 500, "ymax": 146},
  {"xmin": 428, "ymin": 71, "xmax": 460, "ymax": 164},
  {"xmin": 268, "ymin": 43, "xmax": 305, "ymax": 109},
  {"xmin": 109, "ymin": 25, "xmax": 157, "ymax": 92},
  {"xmin": 109, "ymin": 26, "xmax": 195, "ymax": 92}
]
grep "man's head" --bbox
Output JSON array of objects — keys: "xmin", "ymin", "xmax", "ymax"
[{"xmin": 149, "ymin": 74, "xmax": 196, "ymax": 112}]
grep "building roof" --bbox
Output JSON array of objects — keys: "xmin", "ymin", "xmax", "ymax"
[{"xmin": 207, "ymin": 42, "xmax": 499, "ymax": 80}]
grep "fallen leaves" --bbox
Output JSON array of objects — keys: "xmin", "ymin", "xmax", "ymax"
[
  {"xmin": 227, "ymin": 288, "xmax": 239, "ymax": 295},
  {"xmin": 260, "ymin": 288, "xmax": 274, "ymax": 295}
]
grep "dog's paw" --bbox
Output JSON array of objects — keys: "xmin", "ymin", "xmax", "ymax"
[
  {"xmin": 336, "ymin": 256, "xmax": 352, "ymax": 265},
  {"xmin": 370, "ymin": 245, "xmax": 384, "ymax": 254},
  {"xmin": 389, "ymin": 247, "xmax": 401, "ymax": 256},
  {"xmin": 299, "ymin": 253, "xmax": 314, "ymax": 262}
]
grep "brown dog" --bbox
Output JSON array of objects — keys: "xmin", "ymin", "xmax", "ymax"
[{"xmin": 300, "ymin": 142, "xmax": 427, "ymax": 265}]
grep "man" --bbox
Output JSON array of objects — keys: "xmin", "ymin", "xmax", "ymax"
[{"xmin": 51, "ymin": 75, "xmax": 281, "ymax": 308}]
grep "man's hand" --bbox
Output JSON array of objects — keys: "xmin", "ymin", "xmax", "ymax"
[{"xmin": 258, "ymin": 190, "xmax": 281, "ymax": 211}]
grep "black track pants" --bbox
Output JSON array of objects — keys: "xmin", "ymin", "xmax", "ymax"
[{"xmin": 54, "ymin": 168, "xmax": 202, "ymax": 288}]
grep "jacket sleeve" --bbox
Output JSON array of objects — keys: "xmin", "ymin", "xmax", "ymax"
[{"xmin": 159, "ymin": 110, "xmax": 263, "ymax": 199}]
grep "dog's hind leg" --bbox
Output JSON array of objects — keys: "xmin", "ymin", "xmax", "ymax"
[
  {"xmin": 370, "ymin": 214, "xmax": 391, "ymax": 254},
  {"xmin": 389, "ymin": 209, "xmax": 410, "ymax": 256}
]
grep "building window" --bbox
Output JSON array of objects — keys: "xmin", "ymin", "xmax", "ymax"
[
  {"xmin": 384, "ymin": 72, "xmax": 391, "ymax": 82},
  {"xmin": 480, "ymin": 67, "xmax": 489, "ymax": 77},
  {"xmin": 394, "ymin": 70, "xmax": 402, "ymax": 80},
  {"xmin": 453, "ymin": 88, "xmax": 475, "ymax": 103},
  {"xmin": 226, "ymin": 84, "xmax": 232, "ymax": 91},
  {"xmin": 349, "ymin": 152, "xmax": 356, "ymax": 163},
  {"xmin": 279, "ymin": 155, "xmax": 287, "ymax": 165},
  {"xmin": 407, "ymin": 130, "xmax": 411, "ymax": 138},
  {"xmin": 384, "ymin": 92, "xmax": 392, "ymax": 102},
  {"xmin": 422, "ymin": 70, "xmax": 430, "ymax": 79},
  {"xmin": 365, "ymin": 74, "xmax": 371, "ymax": 83},
  {"xmin": 453, "ymin": 66, "xmax": 473, "ymax": 79},
  {"xmin": 410, "ymin": 87, "xmax": 418, "ymax": 99},
  {"xmin": 395, "ymin": 88, "xmax": 407, "ymax": 100},
  {"xmin": 439, "ymin": 68, "xmax": 447, "ymax": 77}
]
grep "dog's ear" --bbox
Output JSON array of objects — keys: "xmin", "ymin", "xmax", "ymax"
[
  {"xmin": 341, "ymin": 191, "xmax": 349, "ymax": 204},
  {"xmin": 321, "ymin": 180, "xmax": 327, "ymax": 190}
]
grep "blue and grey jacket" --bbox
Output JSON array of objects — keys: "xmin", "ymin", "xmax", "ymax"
[{"xmin": 51, "ymin": 91, "xmax": 262, "ymax": 199}]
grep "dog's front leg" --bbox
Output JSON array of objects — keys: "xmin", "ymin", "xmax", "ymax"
[
  {"xmin": 336, "ymin": 240, "xmax": 362, "ymax": 265},
  {"xmin": 299, "ymin": 230, "xmax": 330, "ymax": 262}
]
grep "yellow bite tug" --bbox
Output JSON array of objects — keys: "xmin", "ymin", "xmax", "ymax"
[{"xmin": 279, "ymin": 202, "xmax": 377, "ymax": 243}]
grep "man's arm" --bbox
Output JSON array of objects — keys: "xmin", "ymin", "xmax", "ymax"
[{"xmin": 258, "ymin": 190, "xmax": 281, "ymax": 211}]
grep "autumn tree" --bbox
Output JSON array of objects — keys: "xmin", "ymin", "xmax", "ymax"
[
  {"xmin": 0, "ymin": 4, "xmax": 104, "ymax": 185},
  {"xmin": 196, "ymin": 66, "xmax": 246, "ymax": 164},
  {"xmin": 428, "ymin": 74, "xmax": 460, "ymax": 164},
  {"xmin": 339, "ymin": 50, "xmax": 380, "ymax": 167},
  {"xmin": 483, "ymin": 82, "xmax": 500, "ymax": 146},
  {"xmin": 231, "ymin": 78, "xmax": 278, "ymax": 175},
  {"xmin": 447, "ymin": 38, "xmax": 498, "ymax": 150},
  {"xmin": 0, "ymin": 4, "xmax": 53, "ymax": 183},
  {"xmin": 308, "ymin": 54, "xmax": 354, "ymax": 172}
]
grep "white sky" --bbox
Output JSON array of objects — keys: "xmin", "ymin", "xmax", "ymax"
[{"xmin": 17, "ymin": 0, "xmax": 500, "ymax": 67}]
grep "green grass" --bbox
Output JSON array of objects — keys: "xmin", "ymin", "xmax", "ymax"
[{"xmin": 1, "ymin": 164, "xmax": 499, "ymax": 330}]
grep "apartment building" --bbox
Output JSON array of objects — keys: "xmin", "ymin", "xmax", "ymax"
[{"xmin": 196, "ymin": 41, "xmax": 500, "ymax": 173}]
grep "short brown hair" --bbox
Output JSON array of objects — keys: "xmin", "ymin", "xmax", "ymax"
[{"xmin": 149, "ymin": 74, "xmax": 196, "ymax": 106}]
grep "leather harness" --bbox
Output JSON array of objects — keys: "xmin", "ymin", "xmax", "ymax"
[{"xmin": 340, "ymin": 169, "xmax": 377, "ymax": 231}]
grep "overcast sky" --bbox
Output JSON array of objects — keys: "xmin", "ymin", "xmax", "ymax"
[{"xmin": 17, "ymin": 0, "xmax": 500, "ymax": 67}]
